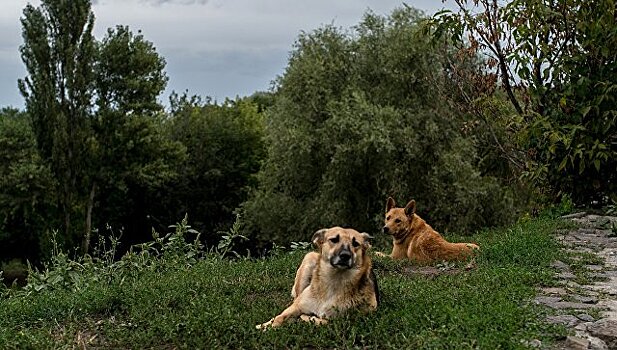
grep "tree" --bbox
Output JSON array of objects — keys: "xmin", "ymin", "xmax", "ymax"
[
  {"xmin": 241, "ymin": 7, "xmax": 515, "ymax": 246},
  {"xmin": 19, "ymin": 0, "xmax": 184, "ymax": 254},
  {"xmin": 160, "ymin": 93, "xmax": 265, "ymax": 243},
  {"xmin": 433, "ymin": 0, "xmax": 617, "ymax": 204},
  {"xmin": 18, "ymin": 0, "xmax": 96, "ymax": 250},
  {"xmin": 95, "ymin": 25, "xmax": 168, "ymax": 115},
  {"xmin": 85, "ymin": 25, "xmax": 178, "ymax": 252},
  {"xmin": 0, "ymin": 108, "xmax": 56, "ymax": 262}
]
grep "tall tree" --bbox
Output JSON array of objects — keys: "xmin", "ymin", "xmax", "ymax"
[
  {"xmin": 83, "ymin": 25, "xmax": 175, "ymax": 252},
  {"xmin": 18, "ymin": 1, "xmax": 183, "ymax": 254},
  {"xmin": 18, "ymin": 0, "xmax": 96, "ymax": 249},
  {"xmin": 162, "ymin": 94, "xmax": 265, "ymax": 241}
]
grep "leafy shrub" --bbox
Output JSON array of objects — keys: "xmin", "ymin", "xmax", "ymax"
[{"xmin": 23, "ymin": 216, "xmax": 205, "ymax": 295}]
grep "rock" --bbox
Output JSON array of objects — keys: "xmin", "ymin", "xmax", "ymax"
[
  {"xmin": 578, "ymin": 228, "xmax": 600, "ymax": 235},
  {"xmin": 559, "ymin": 271, "xmax": 577, "ymax": 280},
  {"xmin": 573, "ymin": 295, "xmax": 599, "ymax": 304},
  {"xmin": 578, "ymin": 314, "xmax": 596, "ymax": 322},
  {"xmin": 565, "ymin": 336, "xmax": 590, "ymax": 350},
  {"xmin": 567, "ymin": 281, "xmax": 583, "ymax": 289},
  {"xmin": 587, "ymin": 319, "xmax": 617, "ymax": 349},
  {"xmin": 561, "ymin": 212, "xmax": 588, "ymax": 219},
  {"xmin": 588, "ymin": 336, "xmax": 609, "ymax": 350},
  {"xmin": 541, "ymin": 287, "xmax": 568, "ymax": 295},
  {"xmin": 550, "ymin": 301, "xmax": 598, "ymax": 310},
  {"xmin": 586, "ymin": 265, "xmax": 604, "ymax": 271},
  {"xmin": 553, "ymin": 260, "xmax": 571, "ymax": 270},
  {"xmin": 535, "ymin": 296, "xmax": 563, "ymax": 305},
  {"xmin": 546, "ymin": 315, "xmax": 580, "ymax": 327}
]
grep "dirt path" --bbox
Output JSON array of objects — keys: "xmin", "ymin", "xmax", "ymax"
[{"xmin": 537, "ymin": 213, "xmax": 617, "ymax": 349}]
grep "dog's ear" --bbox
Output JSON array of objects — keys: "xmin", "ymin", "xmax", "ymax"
[
  {"xmin": 386, "ymin": 197, "xmax": 396, "ymax": 213},
  {"xmin": 404, "ymin": 199, "xmax": 416, "ymax": 217},
  {"xmin": 312, "ymin": 229, "xmax": 327, "ymax": 247},
  {"xmin": 360, "ymin": 232, "xmax": 373, "ymax": 249}
]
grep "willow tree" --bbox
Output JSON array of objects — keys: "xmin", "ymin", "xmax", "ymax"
[{"xmin": 242, "ymin": 7, "xmax": 515, "ymax": 245}]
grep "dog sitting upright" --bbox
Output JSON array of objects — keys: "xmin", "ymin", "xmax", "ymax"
[
  {"xmin": 380, "ymin": 197, "xmax": 479, "ymax": 263},
  {"xmin": 257, "ymin": 227, "xmax": 379, "ymax": 330}
]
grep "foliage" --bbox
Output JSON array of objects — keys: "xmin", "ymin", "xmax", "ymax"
[
  {"xmin": 18, "ymin": 0, "xmax": 97, "ymax": 249},
  {"xmin": 23, "ymin": 216, "xmax": 203, "ymax": 295},
  {"xmin": 95, "ymin": 25, "xmax": 168, "ymax": 115},
  {"xmin": 0, "ymin": 216, "xmax": 566, "ymax": 348},
  {"xmin": 433, "ymin": 0, "xmax": 617, "ymax": 204},
  {"xmin": 17, "ymin": 0, "xmax": 185, "ymax": 255},
  {"xmin": 160, "ymin": 93, "xmax": 265, "ymax": 242},
  {"xmin": 214, "ymin": 213, "xmax": 249, "ymax": 259},
  {"xmin": 242, "ymin": 7, "xmax": 516, "ymax": 245},
  {"xmin": 0, "ymin": 108, "xmax": 56, "ymax": 262}
]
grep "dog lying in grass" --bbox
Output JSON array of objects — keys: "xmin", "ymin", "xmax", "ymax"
[
  {"xmin": 378, "ymin": 197, "xmax": 479, "ymax": 263},
  {"xmin": 256, "ymin": 227, "xmax": 379, "ymax": 330}
]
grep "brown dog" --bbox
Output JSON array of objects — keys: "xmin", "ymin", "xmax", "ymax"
[
  {"xmin": 256, "ymin": 227, "xmax": 379, "ymax": 330},
  {"xmin": 379, "ymin": 197, "xmax": 479, "ymax": 263}
]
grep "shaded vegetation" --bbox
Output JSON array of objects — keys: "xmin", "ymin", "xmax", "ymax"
[{"xmin": 0, "ymin": 216, "xmax": 568, "ymax": 349}]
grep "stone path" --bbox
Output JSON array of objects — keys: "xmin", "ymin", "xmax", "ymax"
[{"xmin": 536, "ymin": 213, "xmax": 617, "ymax": 350}]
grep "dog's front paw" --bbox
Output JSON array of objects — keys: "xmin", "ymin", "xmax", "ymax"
[
  {"xmin": 300, "ymin": 314, "xmax": 328, "ymax": 325},
  {"xmin": 375, "ymin": 251, "xmax": 388, "ymax": 257},
  {"xmin": 256, "ymin": 318, "xmax": 275, "ymax": 331}
]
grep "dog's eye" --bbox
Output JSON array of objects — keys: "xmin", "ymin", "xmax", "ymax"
[
  {"xmin": 329, "ymin": 235, "xmax": 340, "ymax": 244},
  {"xmin": 386, "ymin": 216, "xmax": 391, "ymax": 221},
  {"xmin": 394, "ymin": 218, "xmax": 401, "ymax": 223},
  {"xmin": 352, "ymin": 238, "xmax": 360, "ymax": 248}
]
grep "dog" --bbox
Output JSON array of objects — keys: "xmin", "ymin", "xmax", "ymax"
[
  {"xmin": 256, "ymin": 227, "xmax": 379, "ymax": 330},
  {"xmin": 379, "ymin": 197, "xmax": 479, "ymax": 263}
]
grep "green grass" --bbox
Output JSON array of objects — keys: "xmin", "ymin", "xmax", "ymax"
[{"xmin": 0, "ymin": 217, "xmax": 568, "ymax": 349}]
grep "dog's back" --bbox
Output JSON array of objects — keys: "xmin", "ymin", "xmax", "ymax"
[{"xmin": 409, "ymin": 216, "xmax": 478, "ymax": 263}]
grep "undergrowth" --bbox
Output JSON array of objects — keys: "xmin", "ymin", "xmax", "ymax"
[{"xmin": 0, "ymin": 215, "xmax": 569, "ymax": 349}]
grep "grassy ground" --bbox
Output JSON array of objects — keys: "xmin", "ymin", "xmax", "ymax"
[{"xmin": 0, "ymin": 217, "xmax": 571, "ymax": 349}]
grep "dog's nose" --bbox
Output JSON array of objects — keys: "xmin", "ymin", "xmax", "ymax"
[
  {"xmin": 382, "ymin": 226, "xmax": 389, "ymax": 233},
  {"xmin": 338, "ymin": 249, "xmax": 352, "ymax": 262}
]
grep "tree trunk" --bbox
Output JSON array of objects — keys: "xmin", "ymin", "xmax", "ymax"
[{"xmin": 82, "ymin": 181, "xmax": 97, "ymax": 255}]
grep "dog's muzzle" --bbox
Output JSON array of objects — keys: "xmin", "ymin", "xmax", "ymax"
[
  {"xmin": 330, "ymin": 248, "xmax": 353, "ymax": 269},
  {"xmin": 382, "ymin": 226, "xmax": 390, "ymax": 234}
]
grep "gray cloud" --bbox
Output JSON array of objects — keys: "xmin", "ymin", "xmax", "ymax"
[
  {"xmin": 2, "ymin": 0, "xmax": 454, "ymax": 108},
  {"xmin": 139, "ymin": 0, "xmax": 209, "ymax": 5}
]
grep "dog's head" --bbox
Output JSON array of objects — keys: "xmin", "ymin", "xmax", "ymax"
[
  {"xmin": 312, "ymin": 227, "xmax": 371, "ymax": 269},
  {"xmin": 382, "ymin": 197, "xmax": 416, "ymax": 239}
]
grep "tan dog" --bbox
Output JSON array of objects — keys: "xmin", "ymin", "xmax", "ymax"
[
  {"xmin": 379, "ymin": 197, "xmax": 479, "ymax": 263},
  {"xmin": 256, "ymin": 227, "xmax": 379, "ymax": 330}
]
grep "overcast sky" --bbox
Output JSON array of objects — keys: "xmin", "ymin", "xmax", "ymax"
[{"xmin": 1, "ymin": 0, "xmax": 453, "ymax": 109}]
